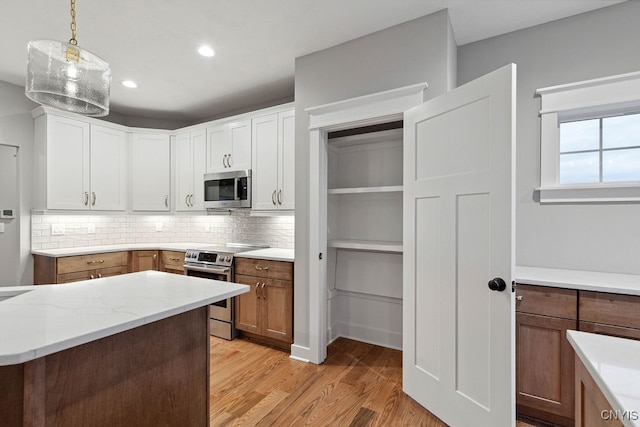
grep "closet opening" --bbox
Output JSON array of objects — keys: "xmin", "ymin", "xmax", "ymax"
[{"xmin": 326, "ymin": 121, "xmax": 404, "ymax": 350}]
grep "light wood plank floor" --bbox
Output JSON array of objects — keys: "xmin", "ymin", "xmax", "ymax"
[{"xmin": 209, "ymin": 336, "xmax": 544, "ymax": 426}]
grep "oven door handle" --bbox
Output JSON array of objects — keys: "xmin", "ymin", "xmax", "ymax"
[{"xmin": 183, "ymin": 264, "xmax": 231, "ymax": 275}]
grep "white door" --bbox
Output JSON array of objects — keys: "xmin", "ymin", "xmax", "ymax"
[
  {"xmin": 403, "ymin": 64, "xmax": 516, "ymax": 427},
  {"xmin": 252, "ymin": 114, "xmax": 279, "ymax": 210},
  {"xmin": 131, "ymin": 133, "xmax": 171, "ymax": 211},
  {"xmin": 90, "ymin": 125, "xmax": 127, "ymax": 211},
  {"xmin": 206, "ymin": 125, "xmax": 229, "ymax": 173},
  {"xmin": 175, "ymin": 132, "xmax": 193, "ymax": 211},
  {"xmin": 278, "ymin": 110, "xmax": 295, "ymax": 210}
]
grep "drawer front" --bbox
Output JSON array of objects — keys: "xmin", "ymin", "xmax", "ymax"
[
  {"xmin": 57, "ymin": 252, "xmax": 129, "ymax": 274},
  {"xmin": 579, "ymin": 320, "xmax": 640, "ymax": 341},
  {"xmin": 57, "ymin": 270, "xmax": 94, "ymax": 284},
  {"xmin": 515, "ymin": 284, "xmax": 577, "ymax": 319},
  {"xmin": 235, "ymin": 258, "xmax": 293, "ymax": 281},
  {"xmin": 579, "ymin": 291, "xmax": 640, "ymax": 330},
  {"xmin": 161, "ymin": 251, "xmax": 185, "ymax": 268}
]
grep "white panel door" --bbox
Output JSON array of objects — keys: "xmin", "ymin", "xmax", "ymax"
[
  {"xmin": 403, "ymin": 64, "xmax": 516, "ymax": 427},
  {"xmin": 206, "ymin": 125, "xmax": 229, "ymax": 173},
  {"xmin": 252, "ymin": 114, "xmax": 279, "ymax": 210},
  {"xmin": 175, "ymin": 132, "xmax": 192, "ymax": 211},
  {"xmin": 190, "ymin": 129, "xmax": 207, "ymax": 210},
  {"xmin": 46, "ymin": 115, "xmax": 90, "ymax": 210},
  {"xmin": 131, "ymin": 133, "xmax": 171, "ymax": 211},
  {"xmin": 229, "ymin": 120, "xmax": 251, "ymax": 171},
  {"xmin": 278, "ymin": 110, "xmax": 295, "ymax": 210},
  {"xmin": 90, "ymin": 125, "xmax": 127, "ymax": 211}
]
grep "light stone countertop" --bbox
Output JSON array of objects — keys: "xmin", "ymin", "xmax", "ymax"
[
  {"xmin": 0, "ymin": 271, "xmax": 248, "ymax": 366},
  {"xmin": 31, "ymin": 243, "xmax": 295, "ymax": 262},
  {"xmin": 567, "ymin": 330, "xmax": 640, "ymax": 427},
  {"xmin": 516, "ymin": 266, "xmax": 640, "ymax": 296},
  {"xmin": 31, "ymin": 242, "xmax": 210, "ymax": 257},
  {"xmin": 236, "ymin": 248, "xmax": 294, "ymax": 262}
]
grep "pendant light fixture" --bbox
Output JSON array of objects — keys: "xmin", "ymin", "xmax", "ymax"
[{"xmin": 25, "ymin": 0, "xmax": 111, "ymax": 117}]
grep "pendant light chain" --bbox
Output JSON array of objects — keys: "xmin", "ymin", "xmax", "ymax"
[{"xmin": 69, "ymin": 0, "xmax": 77, "ymax": 45}]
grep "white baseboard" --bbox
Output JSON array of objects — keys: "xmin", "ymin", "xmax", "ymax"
[{"xmin": 289, "ymin": 343, "xmax": 311, "ymax": 363}]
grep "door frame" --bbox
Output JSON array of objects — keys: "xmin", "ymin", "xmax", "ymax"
[{"xmin": 303, "ymin": 83, "xmax": 428, "ymax": 364}]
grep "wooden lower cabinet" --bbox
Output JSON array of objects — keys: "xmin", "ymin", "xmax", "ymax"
[
  {"xmin": 159, "ymin": 250, "xmax": 186, "ymax": 275},
  {"xmin": 130, "ymin": 250, "xmax": 159, "ymax": 272},
  {"xmin": 34, "ymin": 252, "xmax": 129, "ymax": 284},
  {"xmin": 234, "ymin": 258, "xmax": 293, "ymax": 348},
  {"xmin": 574, "ymin": 356, "xmax": 624, "ymax": 427},
  {"xmin": 516, "ymin": 284, "xmax": 577, "ymax": 426},
  {"xmin": 578, "ymin": 291, "xmax": 640, "ymax": 340}
]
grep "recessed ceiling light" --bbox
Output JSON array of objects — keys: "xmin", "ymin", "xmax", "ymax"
[
  {"xmin": 198, "ymin": 46, "xmax": 215, "ymax": 57},
  {"xmin": 122, "ymin": 80, "xmax": 138, "ymax": 88}
]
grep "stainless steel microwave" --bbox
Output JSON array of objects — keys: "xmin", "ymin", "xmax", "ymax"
[{"xmin": 203, "ymin": 170, "xmax": 251, "ymax": 209}]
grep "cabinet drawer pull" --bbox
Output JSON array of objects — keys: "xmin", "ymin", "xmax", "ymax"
[
  {"xmin": 169, "ymin": 257, "xmax": 181, "ymax": 261},
  {"xmin": 98, "ymin": 273, "xmax": 102, "ymax": 278},
  {"xmin": 516, "ymin": 295, "xmax": 523, "ymax": 301},
  {"xmin": 86, "ymin": 260, "xmax": 105, "ymax": 265},
  {"xmin": 254, "ymin": 265, "xmax": 269, "ymax": 271},
  {"xmin": 90, "ymin": 274, "xmax": 95, "ymax": 279}
]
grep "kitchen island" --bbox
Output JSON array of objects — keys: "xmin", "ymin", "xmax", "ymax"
[{"xmin": 0, "ymin": 271, "xmax": 249, "ymax": 426}]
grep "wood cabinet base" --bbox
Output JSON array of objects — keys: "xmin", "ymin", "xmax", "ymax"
[
  {"xmin": 0, "ymin": 307, "xmax": 209, "ymax": 426},
  {"xmin": 575, "ymin": 357, "xmax": 623, "ymax": 427}
]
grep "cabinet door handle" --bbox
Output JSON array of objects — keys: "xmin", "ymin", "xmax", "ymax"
[
  {"xmin": 277, "ymin": 189, "xmax": 282, "ymax": 205},
  {"xmin": 189, "ymin": 194, "xmax": 194, "ymax": 207},
  {"xmin": 97, "ymin": 273, "xmax": 102, "ymax": 278},
  {"xmin": 92, "ymin": 192, "xmax": 97, "ymax": 206},
  {"xmin": 84, "ymin": 192, "xmax": 89, "ymax": 206},
  {"xmin": 227, "ymin": 154, "xmax": 232, "ymax": 167},
  {"xmin": 254, "ymin": 265, "xmax": 269, "ymax": 271},
  {"xmin": 223, "ymin": 154, "xmax": 228, "ymax": 168},
  {"xmin": 261, "ymin": 283, "xmax": 266, "ymax": 299},
  {"xmin": 165, "ymin": 195, "xmax": 169, "ymax": 208},
  {"xmin": 272, "ymin": 190, "xmax": 277, "ymax": 205},
  {"xmin": 516, "ymin": 295, "xmax": 523, "ymax": 301},
  {"xmin": 90, "ymin": 274, "xmax": 95, "ymax": 279},
  {"xmin": 185, "ymin": 194, "xmax": 190, "ymax": 207},
  {"xmin": 256, "ymin": 282, "xmax": 261, "ymax": 297}
]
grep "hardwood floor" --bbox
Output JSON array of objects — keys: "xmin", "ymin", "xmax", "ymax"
[{"xmin": 209, "ymin": 336, "xmax": 546, "ymax": 426}]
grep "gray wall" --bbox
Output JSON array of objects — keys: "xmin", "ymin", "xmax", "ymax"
[
  {"xmin": 294, "ymin": 10, "xmax": 456, "ymax": 349},
  {"xmin": 458, "ymin": 1, "xmax": 640, "ymax": 274},
  {"xmin": 0, "ymin": 81, "xmax": 37, "ymax": 285}
]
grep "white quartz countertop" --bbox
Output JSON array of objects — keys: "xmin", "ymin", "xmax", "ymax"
[
  {"xmin": 0, "ymin": 271, "xmax": 249, "ymax": 366},
  {"xmin": 567, "ymin": 330, "xmax": 640, "ymax": 427},
  {"xmin": 516, "ymin": 266, "xmax": 640, "ymax": 296},
  {"xmin": 235, "ymin": 248, "xmax": 294, "ymax": 262},
  {"xmin": 31, "ymin": 242, "xmax": 210, "ymax": 257}
]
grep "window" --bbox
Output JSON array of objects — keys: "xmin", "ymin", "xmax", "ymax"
[
  {"xmin": 537, "ymin": 71, "xmax": 640, "ymax": 203},
  {"xmin": 559, "ymin": 113, "xmax": 640, "ymax": 185}
]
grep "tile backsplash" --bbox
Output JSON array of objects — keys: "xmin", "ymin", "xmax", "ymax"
[{"xmin": 31, "ymin": 213, "xmax": 294, "ymax": 250}]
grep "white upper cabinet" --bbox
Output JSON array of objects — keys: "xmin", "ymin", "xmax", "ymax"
[
  {"xmin": 175, "ymin": 129, "xmax": 206, "ymax": 211},
  {"xmin": 206, "ymin": 119, "xmax": 251, "ymax": 173},
  {"xmin": 90, "ymin": 125, "xmax": 127, "ymax": 210},
  {"xmin": 251, "ymin": 109, "xmax": 295, "ymax": 211},
  {"xmin": 131, "ymin": 133, "xmax": 171, "ymax": 211},
  {"xmin": 33, "ymin": 113, "xmax": 127, "ymax": 211}
]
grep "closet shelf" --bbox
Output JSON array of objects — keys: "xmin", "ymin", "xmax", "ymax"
[
  {"xmin": 327, "ymin": 185, "xmax": 403, "ymax": 195},
  {"xmin": 328, "ymin": 239, "xmax": 403, "ymax": 253}
]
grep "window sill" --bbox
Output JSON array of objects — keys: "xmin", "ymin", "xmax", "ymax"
[{"xmin": 536, "ymin": 184, "xmax": 640, "ymax": 204}]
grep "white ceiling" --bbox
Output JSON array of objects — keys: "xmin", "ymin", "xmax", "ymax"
[{"xmin": 0, "ymin": 0, "xmax": 624, "ymax": 123}]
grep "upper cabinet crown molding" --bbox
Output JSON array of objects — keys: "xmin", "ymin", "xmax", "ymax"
[{"xmin": 306, "ymin": 83, "xmax": 427, "ymax": 130}]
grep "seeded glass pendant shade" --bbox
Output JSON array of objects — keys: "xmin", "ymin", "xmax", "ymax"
[{"xmin": 25, "ymin": 1, "xmax": 110, "ymax": 117}]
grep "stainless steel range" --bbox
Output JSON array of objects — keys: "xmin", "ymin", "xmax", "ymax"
[{"xmin": 183, "ymin": 243, "xmax": 268, "ymax": 340}]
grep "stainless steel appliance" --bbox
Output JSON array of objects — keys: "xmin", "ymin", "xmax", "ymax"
[
  {"xmin": 203, "ymin": 169, "xmax": 251, "ymax": 210},
  {"xmin": 183, "ymin": 243, "xmax": 267, "ymax": 339}
]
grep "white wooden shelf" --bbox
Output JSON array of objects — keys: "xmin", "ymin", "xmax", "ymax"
[
  {"xmin": 328, "ymin": 239, "xmax": 403, "ymax": 253},
  {"xmin": 327, "ymin": 185, "xmax": 403, "ymax": 195}
]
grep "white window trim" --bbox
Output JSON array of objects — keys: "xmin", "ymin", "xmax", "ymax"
[{"xmin": 536, "ymin": 71, "xmax": 640, "ymax": 203}]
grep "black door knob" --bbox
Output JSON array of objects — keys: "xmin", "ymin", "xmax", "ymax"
[{"xmin": 488, "ymin": 277, "xmax": 507, "ymax": 292}]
